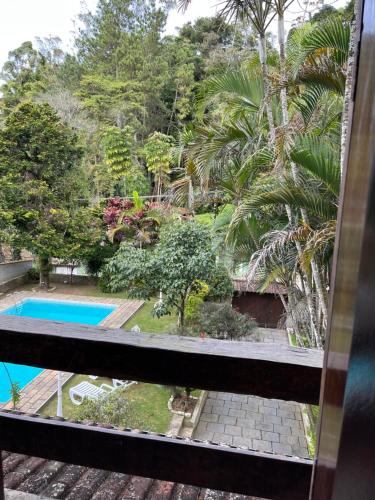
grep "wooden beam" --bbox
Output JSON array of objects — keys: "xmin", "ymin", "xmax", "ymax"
[
  {"xmin": 0, "ymin": 316, "xmax": 322, "ymax": 404},
  {"xmin": 0, "ymin": 410, "xmax": 313, "ymax": 500}
]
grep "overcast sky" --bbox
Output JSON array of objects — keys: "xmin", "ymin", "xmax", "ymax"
[{"xmin": 0, "ymin": 0, "xmax": 348, "ymax": 70}]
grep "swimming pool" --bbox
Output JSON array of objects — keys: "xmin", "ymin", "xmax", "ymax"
[{"xmin": 0, "ymin": 298, "xmax": 117, "ymax": 403}]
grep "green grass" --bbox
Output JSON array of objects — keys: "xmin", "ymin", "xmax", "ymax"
[
  {"xmin": 123, "ymin": 299, "xmax": 178, "ymax": 333},
  {"xmin": 40, "ymin": 375, "xmax": 173, "ymax": 433}
]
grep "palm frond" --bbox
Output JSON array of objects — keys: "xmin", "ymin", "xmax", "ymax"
[{"xmin": 291, "ymin": 137, "xmax": 341, "ymax": 196}]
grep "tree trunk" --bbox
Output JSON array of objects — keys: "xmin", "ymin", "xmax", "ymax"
[
  {"xmin": 39, "ymin": 255, "xmax": 50, "ymax": 289},
  {"xmin": 258, "ymin": 34, "xmax": 276, "ymax": 143},
  {"xmin": 277, "ymin": 9, "xmax": 327, "ymax": 340},
  {"xmin": 178, "ymin": 294, "xmax": 186, "ymax": 328},
  {"xmin": 340, "ymin": 0, "xmax": 360, "ymax": 175},
  {"xmin": 278, "ymin": 13, "xmax": 288, "ymax": 127}
]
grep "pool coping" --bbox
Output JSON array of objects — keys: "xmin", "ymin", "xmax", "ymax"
[
  {"xmin": 0, "ymin": 292, "xmax": 144, "ymax": 329},
  {"xmin": 0, "ymin": 292, "xmax": 145, "ymax": 411}
]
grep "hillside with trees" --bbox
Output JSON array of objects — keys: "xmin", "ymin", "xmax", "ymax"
[{"xmin": 0, "ymin": 0, "xmax": 356, "ymax": 348}]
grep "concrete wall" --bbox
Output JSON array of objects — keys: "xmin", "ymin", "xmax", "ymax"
[{"xmin": 0, "ymin": 260, "xmax": 33, "ymax": 285}]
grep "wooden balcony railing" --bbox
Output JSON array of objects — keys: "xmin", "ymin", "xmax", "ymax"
[{"xmin": 0, "ymin": 315, "xmax": 322, "ymax": 500}]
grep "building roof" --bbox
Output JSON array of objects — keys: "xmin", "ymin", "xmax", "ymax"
[
  {"xmin": 232, "ymin": 279, "xmax": 287, "ymax": 296},
  {"xmin": 2, "ymin": 451, "xmax": 264, "ymax": 500}
]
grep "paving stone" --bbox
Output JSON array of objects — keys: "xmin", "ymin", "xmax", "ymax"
[
  {"xmin": 242, "ymin": 428, "xmax": 261, "ymax": 439},
  {"xmin": 233, "ymin": 437, "xmax": 253, "ymax": 448},
  {"xmin": 218, "ymin": 415, "xmax": 237, "ymax": 425},
  {"xmin": 223, "ymin": 400, "xmax": 243, "ymax": 410},
  {"xmin": 200, "ymin": 413, "xmax": 219, "ymax": 423},
  {"xmin": 291, "ymin": 446, "xmax": 309, "ymax": 458},
  {"xmin": 291, "ymin": 428, "xmax": 306, "ymax": 438},
  {"xmin": 272, "ymin": 442, "xmax": 293, "ymax": 455},
  {"xmin": 212, "ymin": 405, "xmax": 229, "ymax": 416},
  {"xmin": 196, "ymin": 422, "xmax": 207, "ymax": 433},
  {"xmin": 236, "ymin": 418, "xmax": 256, "ymax": 429},
  {"xmin": 197, "ymin": 431, "xmax": 214, "ymax": 441},
  {"xmin": 261, "ymin": 431, "xmax": 280, "ymax": 442},
  {"xmin": 274, "ymin": 424, "xmax": 292, "ymax": 436},
  {"xmin": 253, "ymin": 439, "xmax": 272, "ymax": 453},
  {"xmin": 224, "ymin": 425, "xmax": 242, "ymax": 436},
  {"xmin": 263, "ymin": 414, "xmax": 282, "ymax": 425},
  {"xmin": 213, "ymin": 433, "xmax": 233, "ymax": 445},
  {"xmin": 246, "ymin": 411, "xmax": 264, "ymax": 423},
  {"xmin": 277, "ymin": 410, "xmax": 296, "ymax": 419},
  {"xmin": 229, "ymin": 408, "xmax": 246, "ymax": 418},
  {"xmin": 216, "ymin": 392, "xmax": 233, "ymax": 401},
  {"xmin": 255, "ymin": 422, "xmax": 274, "ymax": 432},
  {"xmin": 280, "ymin": 435, "xmax": 300, "ymax": 446},
  {"xmin": 263, "ymin": 399, "xmax": 279, "ymax": 408},
  {"xmin": 206, "ymin": 423, "xmax": 225, "ymax": 433},
  {"xmin": 299, "ymin": 436, "xmax": 308, "ymax": 447},
  {"xmin": 231, "ymin": 394, "xmax": 248, "ymax": 403},
  {"xmin": 241, "ymin": 402, "xmax": 259, "ymax": 412},
  {"xmin": 282, "ymin": 418, "xmax": 303, "ymax": 429},
  {"xmin": 207, "ymin": 398, "xmax": 223, "ymax": 406},
  {"xmin": 259, "ymin": 406, "xmax": 277, "ymax": 416}
]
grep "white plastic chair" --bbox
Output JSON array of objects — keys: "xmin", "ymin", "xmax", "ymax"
[{"xmin": 112, "ymin": 379, "xmax": 137, "ymax": 389}]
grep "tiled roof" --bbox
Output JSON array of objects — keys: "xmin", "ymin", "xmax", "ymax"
[
  {"xmin": 2, "ymin": 451, "xmax": 264, "ymax": 499},
  {"xmin": 232, "ymin": 279, "xmax": 287, "ymax": 295}
]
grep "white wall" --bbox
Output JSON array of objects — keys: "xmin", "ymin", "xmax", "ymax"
[{"xmin": 0, "ymin": 260, "xmax": 33, "ymax": 284}]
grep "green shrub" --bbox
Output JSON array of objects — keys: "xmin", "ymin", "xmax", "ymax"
[
  {"xmin": 85, "ymin": 242, "xmax": 117, "ymax": 278},
  {"xmin": 26, "ymin": 267, "xmax": 39, "ymax": 282},
  {"xmin": 205, "ymin": 264, "xmax": 233, "ymax": 302},
  {"xmin": 185, "ymin": 280, "xmax": 210, "ymax": 319},
  {"xmin": 73, "ymin": 389, "xmax": 143, "ymax": 428},
  {"xmin": 191, "ymin": 302, "xmax": 257, "ymax": 341}
]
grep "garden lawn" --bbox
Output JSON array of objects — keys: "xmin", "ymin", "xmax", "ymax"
[
  {"xmin": 40, "ymin": 375, "xmax": 173, "ymax": 433},
  {"xmin": 123, "ymin": 299, "xmax": 178, "ymax": 333}
]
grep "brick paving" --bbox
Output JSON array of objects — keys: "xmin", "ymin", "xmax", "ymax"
[
  {"xmin": 194, "ymin": 392, "xmax": 309, "ymax": 458},
  {"xmin": 0, "ymin": 292, "xmax": 144, "ymax": 412},
  {"xmin": 193, "ymin": 328, "xmax": 310, "ymax": 459},
  {"xmin": 3, "ymin": 371, "xmax": 72, "ymax": 413}
]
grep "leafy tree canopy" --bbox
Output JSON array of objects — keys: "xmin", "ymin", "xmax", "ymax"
[{"xmin": 103, "ymin": 221, "xmax": 217, "ymax": 325}]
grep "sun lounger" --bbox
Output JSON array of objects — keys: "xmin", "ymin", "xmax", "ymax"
[{"xmin": 69, "ymin": 381, "xmax": 114, "ymax": 406}]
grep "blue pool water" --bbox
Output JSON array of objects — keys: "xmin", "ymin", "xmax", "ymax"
[{"xmin": 0, "ymin": 299, "xmax": 117, "ymax": 403}]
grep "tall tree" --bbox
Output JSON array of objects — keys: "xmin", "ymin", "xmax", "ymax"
[{"xmin": 0, "ymin": 102, "xmax": 83, "ymax": 287}]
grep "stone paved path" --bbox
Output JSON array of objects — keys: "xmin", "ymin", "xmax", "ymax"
[
  {"xmin": 193, "ymin": 327, "xmax": 309, "ymax": 459},
  {"xmin": 194, "ymin": 392, "xmax": 309, "ymax": 458}
]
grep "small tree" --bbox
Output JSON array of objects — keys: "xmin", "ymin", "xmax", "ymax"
[
  {"xmin": 104, "ymin": 221, "xmax": 217, "ymax": 326},
  {"xmin": 10, "ymin": 381, "xmax": 21, "ymax": 409},
  {"xmin": 61, "ymin": 208, "xmax": 104, "ymax": 283},
  {"xmin": 143, "ymin": 132, "xmax": 173, "ymax": 196}
]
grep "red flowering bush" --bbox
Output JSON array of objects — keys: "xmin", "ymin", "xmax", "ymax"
[{"xmin": 103, "ymin": 197, "xmax": 134, "ymax": 227}]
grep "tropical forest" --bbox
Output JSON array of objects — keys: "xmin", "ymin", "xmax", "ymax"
[{"xmin": 0, "ymin": 0, "xmax": 355, "ymax": 355}]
